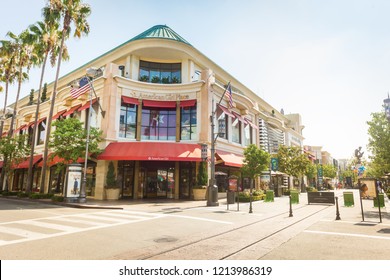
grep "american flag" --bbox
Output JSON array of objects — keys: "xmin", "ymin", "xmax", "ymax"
[
  {"xmin": 70, "ymin": 77, "xmax": 91, "ymax": 99},
  {"xmin": 224, "ymin": 82, "xmax": 233, "ymax": 108}
]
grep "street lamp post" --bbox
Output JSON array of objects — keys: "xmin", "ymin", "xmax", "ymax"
[
  {"xmin": 207, "ymin": 98, "xmax": 220, "ymax": 206},
  {"xmin": 79, "ymin": 67, "xmax": 105, "ymax": 203}
]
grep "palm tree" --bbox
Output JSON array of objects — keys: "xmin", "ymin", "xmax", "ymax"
[
  {"xmin": 0, "ymin": 40, "xmax": 17, "ymax": 138},
  {"xmin": 6, "ymin": 30, "xmax": 35, "ymax": 138},
  {"xmin": 26, "ymin": 16, "xmax": 70, "ymax": 193},
  {"xmin": 0, "ymin": 30, "xmax": 33, "ymax": 191},
  {"xmin": 40, "ymin": 0, "xmax": 91, "ymax": 193}
]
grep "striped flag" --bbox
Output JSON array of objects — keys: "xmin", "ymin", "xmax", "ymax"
[
  {"xmin": 224, "ymin": 82, "xmax": 233, "ymax": 108},
  {"xmin": 70, "ymin": 77, "xmax": 91, "ymax": 99}
]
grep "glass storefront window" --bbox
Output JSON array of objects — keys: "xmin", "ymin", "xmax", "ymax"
[
  {"xmin": 139, "ymin": 60, "xmax": 181, "ymax": 84},
  {"xmin": 141, "ymin": 108, "xmax": 176, "ymax": 140},
  {"xmin": 181, "ymin": 105, "xmax": 197, "ymax": 140},
  {"xmin": 119, "ymin": 103, "xmax": 137, "ymax": 139}
]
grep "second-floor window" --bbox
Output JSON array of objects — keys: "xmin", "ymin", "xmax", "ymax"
[
  {"xmin": 180, "ymin": 105, "xmax": 197, "ymax": 140},
  {"xmin": 139, "ymin": 61, "xmax": 181, "ymax": 84},
  {"xmin": 37, "ymin": 119, "xmax": 46, "ymax": 145},
  {"xmin": 120, "ymin": 103, "xmax": 137, "ymax": 139},
  {"xmin": 141, "ymin": 107, "xmax": 176, "ymax": 141}
]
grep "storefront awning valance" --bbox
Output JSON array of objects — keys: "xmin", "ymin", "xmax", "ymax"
[
  {"xmin": 122, "ymin": 96, "xmax": 140, "ymax": 105},
  {"xmin": 62, "ymin": 104, "xmax": 81, "ymax": 117},
  {"xmin": 14, "ymin": 155, "xmax": 43, "ymax": 169},
  {"xmin": 143, "ymin": 100, "xmax": 177, "ymax": 108},
  {"xmin": 37, "ymin": 153, "xmax": 86, "ymax": 167},
  {"xmin": 245, "ymin": 118, "xmax": 259, "ymax": 129},
  {"xmin": 97, "ymin": 142, "xmax": 202, "ymax": 162},
  {"xmin": 53, "ymin": 109, "xmax": 67, "ymax": 120},
  {"xmin": 217, "ymin": 104, "xmax": 235, "ymax": 118},
  {"xmin": 215, "ymin": 151, "xmax": 243, "ymax": 167},
  {"xmin": 78, "ymin": 98, "xmax": 98, "ymax": 112},
  {"xmin": 179, "ymin": 100, "xmax": 196, "ymax": 107}
]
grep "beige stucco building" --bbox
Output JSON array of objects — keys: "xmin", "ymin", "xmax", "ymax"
[{"xmin": 1, "ymin": 25, "xmax": 305, "ymax": 200}]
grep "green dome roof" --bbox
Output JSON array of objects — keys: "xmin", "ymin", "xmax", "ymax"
[{"xmin": 129, "ymin": 25, "xmax": 192, "ymax": 46}]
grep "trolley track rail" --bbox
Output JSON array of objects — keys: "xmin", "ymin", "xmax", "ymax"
[{"xmin": 140, "ymin": 203, "xmax": 333, "ymax": 260}]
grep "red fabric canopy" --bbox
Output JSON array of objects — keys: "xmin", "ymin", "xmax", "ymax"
[
  {"xmin": 14, "ymin": 155, "xmax": 43, "ymax": 169},
  {"xmin": 98, "ymin": 142, "xmax": 201, "ymax": 162},
  {"xmin": 143, "ymin": 100, "xmax": 176, "ymax": 108},
  {"xmin": 52, "ymin": 109, "xmax": 67, "ymax": 120},
  {"xmin": 217, "ymin": 104, "xmax": 234, "ymax": 118},
  {"xmin": 37, "ymin": 154, "xmax": 86, "ymax": 167},
  {"xmin": 62, "ymin": 104, "xmax": 81, "ymax": 117},
  {"xmin": 179, "ymin": 100, "xmax": 196, "ymax": 107},
  {"xmin": 78, "ymin": 98, "xmax": 98, "ymax": 112},
  {"xmin": 122, "ymin": 96, "xmax": 139, "ymax": 105},
  {"xmin": 215, "ymin": 151, "xmax": 243, "ymax": 167}
]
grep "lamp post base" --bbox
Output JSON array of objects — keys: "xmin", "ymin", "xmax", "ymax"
[{"xmin": 207, "ymin": 201, "xmax": 219, "ymax": 207}]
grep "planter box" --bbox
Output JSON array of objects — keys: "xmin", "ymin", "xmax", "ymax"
[
  {"xmin": 307, "ymin": 191, "xmax": 335, "ymax": 205},
  {"xmin": 290, "ymin": 191, "xmax": 300, "ymax": 204},
  {"xmin": 193, "ymin": 188, "xmax": 207, "ymax": 200},
  {"xmin": 105, "ymin": 188, "xmax": 120, "ymax": 200},
  {"xmin": 373, "ymin": 194, "xmax": 385, "ymax": 208},
  {"xmin": 264, "ymin": 190, "xmax": 274, "ymax": 202}
]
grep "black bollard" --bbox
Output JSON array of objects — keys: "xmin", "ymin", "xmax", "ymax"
[
  {"xmin": 289, "ymin": 195, "xmax": 293, "ymax": 217},
  {"xmin": 335, "ymin": 196, "xmax": 341, "ymax": 220}
]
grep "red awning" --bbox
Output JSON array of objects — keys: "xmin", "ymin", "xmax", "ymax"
[
  {"xmin": 217, "ymin": 104, "xmax": 234, "ymax": 118},
  {"xmin": 245, "ymin": 118, "xmax": 259, "ymax": 129},
  {"xmin": 179, "ymin": 100, "xmax": 196, "ymax": 107},
  {"xmin": 143, "ymin": 100, "xmax": 176, "ymax": 108},
  {"xmin": 63, "ymin": 104, "xmax": 82, "ymax": 117},
  {"xmin": 215, "ymin": 151, "xmax": 243, "ymax": 167},
  {"xmin": 37, "ymin": 154, "xmax": 86, "ymax": 167},
  {"xmin": 14, "ymin": 155, "xmax": 43, "ymax": 169},
  {"xmin": 14, "ymin": 124, "xmax": 27, "ymax": 133},
  {"xmin": 232, "ymin": 112, "xmax": 248, "ymax": 124},
  {"xmin": 97, "ymin": 142, "xmax": 201, "ymax": 162},
  {"xmin": 53, "ymin": 109, "xmax": 67, "ymax": 120},
  {"xmin": 122, "ymin": 96, "xmax": 139, "ymax": 105},
  {"xmin": 78, "ymin": 98, "xmax": 98, "ymax": 112}
]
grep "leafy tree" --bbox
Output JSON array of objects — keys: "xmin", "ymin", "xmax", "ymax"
[
  {"xmin": 241, "ymin": 144, "xmax": 270, "ymax": 189},
  {"xmin": 196, "ymin": 161, "xmax": 208, "ymax": 187},
  {"xmin": 40, "ymin": 0, "xmax": 91, "ymax": 191},
  {"xmin": 28, "ymin": 89, "xmax": 35, "ymax": 105},
  {"xmin": 105, "ymin": 161, "xmax": 117, "ymax": 188},
  {"xmin": 277, "ymin": 145, "xmax": 311, "ymax": 188},
  {"xmin": 305, "ymin": 162, "xmax": 317, "ymax": 186},
  {"xmin": 48, "ymin": 117, "xmax": 102, "ymax": 175},
  {"xmin": 322, "ymin": 164, "xmax": 337, "ymax": 179},
  {"xmin": 367, "ymin": 111, "xmax": 390, "ymax": 176},
  {"xmin": 41, "ymin": 83, "xmax": 48, "ymax": 102},
  {"xmin": 0, "ymin": 135, "xmax": 30, "ymax": 191}
]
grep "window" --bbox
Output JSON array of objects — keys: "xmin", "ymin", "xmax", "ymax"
[
  {"xmin": 180, "ymin": 105, "xmax": 197, "ymax": 140},
  {"xmin": 232, "ymin": 116, "xmax": 241, "ymax": 144},
  {"xmin": 141, "ymin": 107, "xmax": 176, "ymax": 140},
  {"xmin": 37, "ymin": 119, "xmax": 46, "ymax": 145},
  {"xmin": 119, "ymin": 103, "xmax": 137, "ymax": 139},
  {"xmin": 217, "ymin": 109, "xmax": 228, "ymax": 140},
  {"xmin": 85, "ymin": 101, "xmax": 99, "ymax": 129},
  {"xmin": 244, "ymin": 123, "xmax": 252, "ymax": 146},
  {"xmin": 139, "ymin": 61, "xmax": 181, "ymax": 84}
]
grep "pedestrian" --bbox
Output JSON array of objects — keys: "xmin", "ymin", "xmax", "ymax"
[{"xmin": 73, "ymin": 178, "xmax": 79, "ymax": 195}]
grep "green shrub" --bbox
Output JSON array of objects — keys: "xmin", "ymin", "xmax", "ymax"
[
  {"xmin": 17, "ymin": 192, "xmax": 30, "ymax": 198},
  {"xmin": 29, "ymin": 193, "xmax": 54, "ymax": 199},
  {"xmin": 1, "ymin": 191, "xmax": 19, "ymax": 196},
  {"xmin": 51, "ymin": 196, "xmax": 64, "ymax": 202},
  {"xmin": 237, "ymin": 191, "xmax": 265, "ymax": 202}
]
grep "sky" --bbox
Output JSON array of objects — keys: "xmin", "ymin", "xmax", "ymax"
[{"xmin": 1, "ymin": 0, "xmax": 390, "ymax": 160}]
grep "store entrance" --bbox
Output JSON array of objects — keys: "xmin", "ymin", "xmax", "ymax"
[{"xmin": 140, "ymin": 161, "xmax": 175, "ymax": 199}]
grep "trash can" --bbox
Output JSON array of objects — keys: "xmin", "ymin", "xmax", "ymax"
[
  {"xmin": 265, "ymin": 190, "xmax": 274, "ymax": 202},
  {"xmin": 343, "ymin": 191, "xmax": 354, "ymax": 207},
  {"xmin": 290, "ymin": 190, "xmax": 299, "ymax": 204},
  {"xmin": 207, "ymin": 185, "xmax": 219, "ymax": 206},
  {"xmin": 227, "ymin": 191, "xmax": 236, "ymax": 204}
]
